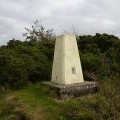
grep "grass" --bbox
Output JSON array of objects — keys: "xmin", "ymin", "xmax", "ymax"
[
  {"xmin": 15, "ymin": 84, "xmax": 59, "ymax": 111},
  {"xmin": 0, "ymin": 83, "xmax": 62, "ymax": 120},
  {"xmin": 0, "ymin": 79, "xmax": 120, "ymax": 120}
]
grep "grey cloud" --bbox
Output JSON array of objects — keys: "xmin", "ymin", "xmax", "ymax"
[{"xmin": 0, "ymin": 0, "xmax": 120, "ymax": 45}]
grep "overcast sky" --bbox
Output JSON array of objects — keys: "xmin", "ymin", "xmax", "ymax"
[{"xmin": 0, "ymin": 0, "xmax": 120, "ymax": 45}]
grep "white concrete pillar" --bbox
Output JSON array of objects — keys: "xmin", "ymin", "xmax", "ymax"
[{"xmin": 51, "ymin": 34, "xmax": 84, "ymax": 85}]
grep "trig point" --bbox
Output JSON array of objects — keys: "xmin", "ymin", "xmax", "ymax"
[
  {"xmin": 52, "ymin": 34, "xmax": 84, "ymax": 84},
  {"xmin": 43, "ymin": 34, "xmax": 98, "ymax": 98}
]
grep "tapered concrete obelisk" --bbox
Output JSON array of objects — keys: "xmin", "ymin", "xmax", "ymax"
[
  {"xmin": 51, "ymin": 34, "xmax": 84, "ymax": 85},
  {"xmin": 42, "ymin": 34, "xmax": 98, "ymax": 98}
]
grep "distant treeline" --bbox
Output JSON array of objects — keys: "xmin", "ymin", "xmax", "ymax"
[{"xmin": 0, "ymin": 21, "xmax": 120, "ymax": 89}]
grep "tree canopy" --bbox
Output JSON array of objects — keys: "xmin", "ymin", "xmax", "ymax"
[{"xmin": 0, "ymin": 21, "xmax": 120, "ymax": 89}]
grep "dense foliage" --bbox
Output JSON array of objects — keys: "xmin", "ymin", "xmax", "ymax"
[
  {"xmin": 0, "ymin": 21, "xmax": 120, "ymax": 89},
  {"xmin": 77, "ymin": 33, "xmax": 120, "ymax": 80}
]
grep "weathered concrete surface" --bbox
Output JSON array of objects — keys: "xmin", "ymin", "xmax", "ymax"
[
  {"xmin": 51, "ymin": 34, "xmax": 84, "ymax": 85},
  {"xmin": 42, "ymin": 81, "xmax": 99, "ymax": 98}
]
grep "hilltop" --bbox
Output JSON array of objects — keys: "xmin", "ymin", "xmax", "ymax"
[{"xmin": 0, "ymin": 21, "xmax": 120, "ymax": 120}]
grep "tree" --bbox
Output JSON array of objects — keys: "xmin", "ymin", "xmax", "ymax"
[{"xmin": 23, "ymin": 20, "xmax": 55, "ymax": 42}]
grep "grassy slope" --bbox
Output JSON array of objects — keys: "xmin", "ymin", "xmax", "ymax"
[
  {"xmin": 0, "ymin": 83, "xmax": 93, "ymax": 120},
  {"xmin": 0, "ymin": 80, "xmax": 119, "ymax": 120},
  {"xmin": 0, "ymin": 84, "xmax": 62, "ymax": 120}
]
